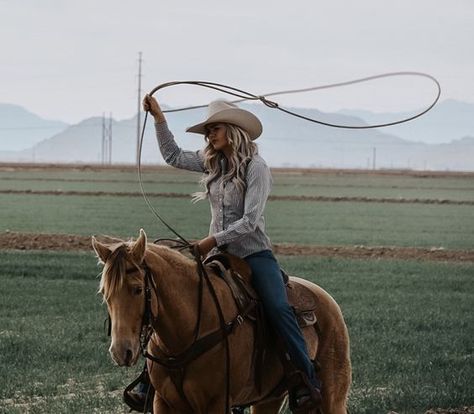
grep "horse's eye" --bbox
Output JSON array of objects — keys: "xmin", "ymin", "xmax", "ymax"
[{"xmin": 132, "ymin": 286, "xmax": 143, "ymax": 296}]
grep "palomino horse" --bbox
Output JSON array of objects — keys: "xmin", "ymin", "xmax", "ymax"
[{"xmin": 92, "ymin": 229, "xmax": 351, "ymax": 413}]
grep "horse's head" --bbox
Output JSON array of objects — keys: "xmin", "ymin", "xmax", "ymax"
[{"xmin": 92, "ymin": 229, "xmax": 148, "ymax": 367}]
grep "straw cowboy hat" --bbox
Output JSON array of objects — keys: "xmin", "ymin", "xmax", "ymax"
[{"xmin": 186, "ymin": 100, "xmax": 262, "ymax": 140}]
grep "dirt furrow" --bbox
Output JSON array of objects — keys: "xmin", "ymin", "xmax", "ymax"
[{"xmin": 1, "ymin": 232, "xmax": 473, "ymax": 262}]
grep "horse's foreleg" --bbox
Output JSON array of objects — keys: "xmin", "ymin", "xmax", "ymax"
[
  {"xmin": 321, "ymin": 397, "xmax": 348, "ymax": 414},
  {"xmin": 250, "ymin": 395, "xmax": 286, "ymax": 414},
  {"xmin": 153, "ymin": 395, "xmax": 175, "ymax": 414}
]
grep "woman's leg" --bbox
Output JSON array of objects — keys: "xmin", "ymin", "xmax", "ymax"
[{"xmin": 244, "ymin": 250, "xmax": 320, "ymax": 389}]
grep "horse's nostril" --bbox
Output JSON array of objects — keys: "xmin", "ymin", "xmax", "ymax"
[{"xmin": 125, "ymin": 349, "xmax": 133, "ymax": 364}]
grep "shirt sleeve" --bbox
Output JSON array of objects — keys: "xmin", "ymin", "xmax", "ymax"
[
  {"xmin": 155, "ymin": 121, "xmax": 205, "ymax": 172},
  {"xmin": 213, "ymin": 159, "xmax": 272, "ymax": 247}
]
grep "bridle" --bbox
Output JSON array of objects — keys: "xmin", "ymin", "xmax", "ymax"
[
  {"xmin": 138, "ymin": 262, "xmax": 157, "ymax": 355},
  {"xmin": 104, "ymin": 260, "xmax": 158, "ymax": 357}
]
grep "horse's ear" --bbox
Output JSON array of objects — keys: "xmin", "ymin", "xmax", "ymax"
[
  {"xmin": 131, "ymin": 228, "xmax": 147, "ymax": 264},
  {"xmin": 91, "ymin": 236, "xmax": 112, "ymax": 264}
]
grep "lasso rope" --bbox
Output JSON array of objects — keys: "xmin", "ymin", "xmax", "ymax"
[
  {"xmin": 139, "ymin": 71, "xmax": 441, "ymax": 240},
  {"xmin": 149, "ymin": 72, "xmax": 441, "ymax": 129}
]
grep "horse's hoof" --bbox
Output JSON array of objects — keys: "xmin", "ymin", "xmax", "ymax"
[{"xmin": 291, "ymin": 386, "xmax": 322, "ymax": 414}]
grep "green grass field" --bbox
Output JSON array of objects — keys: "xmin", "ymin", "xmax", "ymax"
[
  {"xmin": 1, "ymin": 167, "xmax": 474, "ymax": 201},
  {"xmin": 1, "ymin": 192, "xmax": 473, "ymax": 249},
  {"xmin": 0, "ymin": 165, "xmax": 473, "ymax": 413},
  {"xmin": 2, "ymin": 167, "xmax": 474, "ymax": 250},
  {"xmin": 0, "ymin": 251, "xmax": 472, "ymax": 413}
]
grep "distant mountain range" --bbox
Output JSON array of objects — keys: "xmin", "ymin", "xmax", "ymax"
[
  {"xmin": 0, "ymin": 100, "xmax": 473, "ymax": 171},
  {"xmin": 0, "ymin": 104, "xmax": 69, "ymax": 151},
  {"xmin": 338, "ymin": 99, "xmax": 474, "ymax": 145}
]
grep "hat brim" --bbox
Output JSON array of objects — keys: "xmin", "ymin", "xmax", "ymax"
[{"xmin": 186, "ymin": 108, "xmax": 262, "ymax": 140}]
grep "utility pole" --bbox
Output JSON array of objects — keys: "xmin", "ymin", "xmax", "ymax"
[
  {"xmin": 101, "ymin": 113, "xmax": 106, "ymax": 165},
  {"xmin": 108, "ymin": 113, "xmax": 112, "ymax": 165},
  {"xmin": 372, "ymin": 147, "xmax": 377, "ymax": 170},
  {"xmin": 136, "ymin": 51, "xmax": 143, "ymax": 166},
  {"xmin": 102, "ymin": 113, "xmax": 113, "ymax": 165}
]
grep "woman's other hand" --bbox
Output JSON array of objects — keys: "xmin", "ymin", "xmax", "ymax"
[{"xmin": 143, "ymin": 94, "xmax": 166, "ymax": 123}]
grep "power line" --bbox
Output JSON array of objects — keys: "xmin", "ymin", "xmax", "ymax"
[
  {"xmin": 0, "ymin": 126, "xmax": 68, "ymax": 131},
  {"xmin": 0, "ymin": 123, "xmax": 102, "ymax": 131}
]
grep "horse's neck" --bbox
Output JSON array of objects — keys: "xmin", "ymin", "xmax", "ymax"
[{"xmin": 147, "ymin": 246, "xmax": 211, "ymax": 354}]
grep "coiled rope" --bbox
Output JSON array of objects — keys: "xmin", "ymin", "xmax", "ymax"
[{"xmin": 139, "ymin": 71, "xmax": 441, "ymax": 241}]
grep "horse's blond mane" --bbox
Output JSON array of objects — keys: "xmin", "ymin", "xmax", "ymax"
[{"xmin": 98, "ymin": 241, "xmax": 194, "ymax": 302}]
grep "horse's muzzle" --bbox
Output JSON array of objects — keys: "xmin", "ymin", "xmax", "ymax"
[{"xmin": 109, "ymin": 340, "xmax": 140, "ymax": 367}]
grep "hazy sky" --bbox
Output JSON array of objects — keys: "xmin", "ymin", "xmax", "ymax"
[{"xmin": 1, "ymin": 0, "xmax": 473, "ymax": 123}]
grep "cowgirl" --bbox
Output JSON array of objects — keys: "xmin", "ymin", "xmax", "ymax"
[{"xmin": 142, "ymin": 95, "xmax": 322, "ymax": 411}]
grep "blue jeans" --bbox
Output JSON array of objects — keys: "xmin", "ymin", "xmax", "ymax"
[{"xmin": 244, "ymin": 250, "xmax": 319, "ymax": 388}]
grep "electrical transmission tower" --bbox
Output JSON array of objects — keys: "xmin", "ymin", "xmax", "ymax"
[{"xmin": 102, "ymin": 113, "xmax": 112, "ymax": 165}]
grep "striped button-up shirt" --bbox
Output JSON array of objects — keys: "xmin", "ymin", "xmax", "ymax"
[{"xmin": 155, "ymin": 121, "xmax": 273, "ymax": 258}]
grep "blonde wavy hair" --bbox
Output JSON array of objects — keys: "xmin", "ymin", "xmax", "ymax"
[{"xmin": 192, "ymin": 123, "xmax": 257, "ymax": 202}]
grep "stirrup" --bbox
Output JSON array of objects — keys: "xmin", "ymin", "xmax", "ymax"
[
  {"xmin": 123, "ymin": 365, "xmax": 154, "ymax": 413},
  {"xmin": 287, "ymin": 371, "xmax": 322, "ymax": 414}
]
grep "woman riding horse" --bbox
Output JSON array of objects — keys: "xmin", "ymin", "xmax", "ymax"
[{"xmin": 141, "ymin": 95, "xmax": 322, "ymax": 411}]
